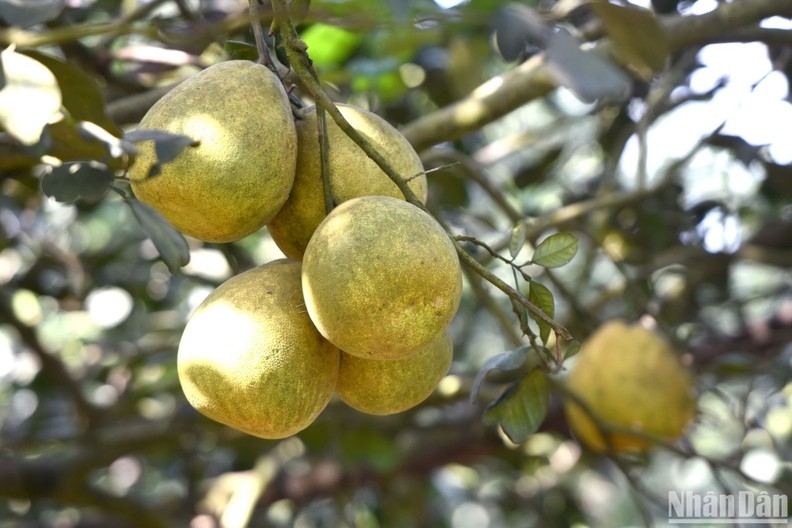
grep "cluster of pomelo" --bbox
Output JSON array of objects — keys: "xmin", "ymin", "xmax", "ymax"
[{"xmin": 128, "ymin": 60, "xmax": 462, "ymax": 439}]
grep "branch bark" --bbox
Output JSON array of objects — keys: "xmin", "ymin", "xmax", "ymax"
[{"xmin": 401, "ymin": 0, "xmax": 792, "ymax": 152}]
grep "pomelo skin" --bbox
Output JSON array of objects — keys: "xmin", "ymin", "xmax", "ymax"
[
  {"xmin": 301, "ymin": 195, "xmax": 462, "ymax": 360},
  {"xmin": 563, "ymin": 320, "xmax": 697, "ymax": 453},
  {"xmin": 177, "ymin": 259, "xmax": 340, "ymax": 439},
  {"xmin": 335, "ymin": 330, "xmax": 453, "ymax": 416},
  {"xmin": 268, "ymin": 103, "xmax": 428, "ymax": 260},
  {"xmin": 129, "ymin": 60, "xmax": 297, "ymax": 243}
]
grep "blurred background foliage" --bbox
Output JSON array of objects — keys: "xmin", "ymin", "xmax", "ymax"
[{"xmin": 1, "ymin": 0, "xmax": 791, "ymax": 526}]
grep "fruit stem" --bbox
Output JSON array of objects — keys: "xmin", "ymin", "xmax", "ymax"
[
  {"xmin": 270, "ymin": 0, "xmax": 425, "ymax": 209},
  {"xmin": 316, "ymin": 106, "xmax": 334, "ymax": 215}
]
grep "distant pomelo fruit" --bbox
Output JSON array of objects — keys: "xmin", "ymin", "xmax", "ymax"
[
  {"xmin": 336, "ymin": 330, "xmax": 453, "ymax": 416},
  {"xmin": 177, "ymin": 259, "xmax": 340, "ymax": 439},
  {"xmin": 268, "ymin": 103, "xmax": 427, "ymax": 260},
  {"xmin": 129, "ymin": 60, "xmax": 297, "ymax": 243},
  {"xmin": 302, "ymin": 196, "xmax": 462, "ymax": 360},
  {"xmin": 563, "ymin": 320, "xmax": 696, "ymax": 453}
]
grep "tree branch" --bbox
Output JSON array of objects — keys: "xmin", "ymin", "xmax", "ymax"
[
  {"xmin": 401, "ymin": 0, "xmax": 792, "ymax": 152},
  {"xmin": 662, "ymin": 0, "xmax": 792, "ymax": 51}
]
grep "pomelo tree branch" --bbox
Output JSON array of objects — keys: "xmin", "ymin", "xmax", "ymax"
[
  {"xmin": 265, "ymin": 10, "xmax": 402, "ymax": 194},
  {"xmin": 400, "ymin": 0, "xmax": 792, "ymax": 152},
  {"xmin": 269, "ymin": 0, "xmax": 424, "ymax": 209},
  {"xmin": 266, "ymin": 2, "xmax": 335, "ymax": 216},
  {"xmin": 103, "ymin": 0, "xmax": 791, "ymax": 131},
  {"xmin": 269, "ymin": 0, "xmax": 573, "ymax": 343},
  {"xmin": 547, "ymin": 377, "xmax": 772, "ymax": 488}
]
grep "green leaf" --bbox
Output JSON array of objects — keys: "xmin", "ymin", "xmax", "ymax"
[
  {"xmin": 470, "ymin": 345, "xmax": 530, "ymax": 404},
  {"xmin": 41, "ymin": 162, "xmax": 114, "ymax": 203},
  {"xmin": 532, "ymin": 232, "xmax": 578, "ymax": 268},
  {"xmin": 483, "ymin": 368, "xmax": 550, "ymax": 444},
  {"xmin": 527, "ymin": 281, "xmax": 554, "ymax": 343},
  {"xmin": 127, "ymin": 198, "xmax": 190, "ymax": 272},
  {"xmin": 0, "ymin": 47, "xmax": 62, "ymax": 145},
  {"xmin": 589, "ymin": 2, "xmax": 668, "ymax": 78},
  {"xmin": 21, "ymin": 50, "xmax": 121, "ymax": 135},
  {"xmin": 300, "ymin": 23, "xmax": 362, "ymax": 68},
  {"xmin": 508, "ymin": 222, "xmax": 527, "ymax": 259},
  {"xmin": 351, "ymin": 68, "xmax": 406, "ymax": 102}
]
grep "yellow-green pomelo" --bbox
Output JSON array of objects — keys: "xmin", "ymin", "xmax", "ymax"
[
  {"xmin": 177, "ymin": 259, "xmax": 340, "ymax": 439},
  {"xmin": 563, "ymin": 320, "xmax": 696, "ymax": 453},
  {"xmin": 129, "ymin": 60, "xmax": 297, "ymax": 243},
  {"xmin": 268, "ymin": 104, "xmax": 427, "ymax": 260},
  {"xmin": 302, "ymin": 195, "xmax": 462, "ymax": 360},
  {"xmin": 336, "ymin": 330, "xmax": 453, "ymax": 416}
]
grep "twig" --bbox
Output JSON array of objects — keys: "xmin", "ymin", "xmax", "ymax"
[
  {"xmin": 549, "ymin": 377, "xmax": 777, "ymax": 489},
  {"xmin": 0, "ymin": 21, "xmax": 157, "ymax": 48},
  {"xmin": 454, "ymin": 235, "xmax": 516, "ymax": 269},
  {"xmin": 248, "ymin": 0, "xmax": 271, "ymax": 67},
  {"xmin": 635, "ymin": 49, "xmax": 700, "ymax": 189},
  {"xmin": 462, "ymin": 267, "xmax": 523, "ymax": 347},
  {"xmin": 107, "ymin": 83, "xmax": 182, "ymax": 125},
  {"xmin": 95, "ymin": 0, "xmax": 173, "ymax": 49},
  {"xmin": 454, "ymin": 241, "xmax": 572, "ymax": 341},
  {"xmin": 609, "ymin": 456, "xmax": 656, "ymax": 527},
  {"xmin": 266, "ymin": 2, "xmax": 333, "ymax": 213},
  {"xmin": 422, "ymin": 149, "xmax": 523, "ymax": 224}
]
